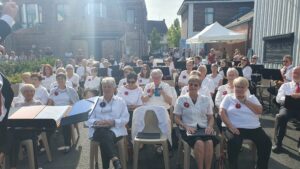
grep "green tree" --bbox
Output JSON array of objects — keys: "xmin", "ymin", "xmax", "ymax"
[
  {"xmin": 167, "ymin": 18, "xmax": 181, "ymax": 47},
  {"xmin": 150, "ymin": 28, "xmax": 162, "ymax": 53}
]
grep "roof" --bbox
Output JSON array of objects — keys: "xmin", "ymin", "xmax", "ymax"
[
  {"xmin": 146, "ymin": 20, "xmax": 168, "ymax": 36},
  {"xmin": 225, "ymin": 10, "xmax": 254, "ymax": 28},
  {"xmin": 177, "ymin": 0, "xmax": 254, "ymax": 15}
]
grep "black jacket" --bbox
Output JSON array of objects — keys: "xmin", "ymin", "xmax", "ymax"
[
  {"xmin": 0, "ymin": 72, "xmax": 14, "ymax": 125},
  {"xmin": 0, "ymin": 19, "xmax": 12, "ymax": 42}
]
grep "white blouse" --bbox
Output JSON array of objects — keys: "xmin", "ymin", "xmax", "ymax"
[
  {"xmin": 87, "ymin": 96, "xmax": 130, "ymax": 138},
  {"xmin": 50, "ymin": 80, "xmax": 73, "ymax": 91},
  {"xmin": 207, "ymin": 73, "xmax": 223, "ymax": 90},
  {"xmin": 118, "ymin": 78, "xmax": 127, "ymax": 88},
  {"xmin": 137, "ymin": 76, "xmax": 150, "ymax": 86},
  {"xmin": 143, "ymin": 82, "xmax": 172, "ymax": 109},
  {"xmin": 42, "ymin": 75, "xmax": 56, "ymax": 91},
  {"xmin": 178, "ymin": 70, "xmax": 190, "ymax": 86},
  {"xmin": 276, "ymin": 81, "xmax": 299, "ymax": 104},
  {"xmin": 34, "ymin": 85, "xmax": 49, "ymax": 105},
  {"xmin": 174, "ymin": 94, "xmax": 213, "ymax": 128},
  {"xmin": 49, "ymin": 87, "xmax": 79, "ymax": 106},
  {"xmin": 242, "ymin": 66, "xmax": 252, "ymax": 81},
  {"xmin": 202, "ymin": 77, "xmax": 216, "ymax": 94},
  {"xmin": 220, "ymin": 95, "xmax": 261, "ymax": 129},
  {"xmin": 67, "ymin": 74, "xmax": 80, "ymax": 91},
  {"xmin": 117, "ymin": 86, "xmax": 143, "ymax": 106},
  {"xmin": 84, "ymin": 76, "xmax": 101, "ymax": 91}
]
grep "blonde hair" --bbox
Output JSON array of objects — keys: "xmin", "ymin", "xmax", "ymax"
[
  {"xmin": 21, "ymin": 72, "xmax": 31, "ymax": 79},
  {"xmin": 189, "ymin": 70, "xmax": 201, "ymax": 77},
  {"xmin": 233, "ymin": 77, "xmax": 249, "ymax": 88},
  {"xmin": 101, "ymin": 77, "xmax": 116, "ymax": 88},
  {"xmin": 188, "ymin": 75, "xmax": 202, "ymax": 86}
]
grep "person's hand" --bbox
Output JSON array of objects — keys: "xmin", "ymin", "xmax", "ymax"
[
  {"xmin": 95, "ymin": 120, "xmax": 114, "ymax": 127},
  {"xmin": 147, "ymin": 88, "xmax": 153, "ymax": 97},
  {"xmin": 228, "ymin": 126, "xmax": 240, "ymax": 135},
  {"xmin": 205, "ymin": 127, "xmax": 214, "ymax": 135},
  {"xmin": 291, "ymin": 93, "xmax": 300, "ymax": 99},
  {"xmin": 0, "ymin": 45, "xmax": 5, "ymax": 54},
  {"xmin": 185, "ymin": 126, "xmax": 196, "ymax": 134},
  {"xmin": 2, "ymin": 1, "xmax": 19, "ymax": 19}
]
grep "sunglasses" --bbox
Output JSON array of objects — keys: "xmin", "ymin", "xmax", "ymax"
[{"xmin": 188, "ymin": 83, "xmax": 199, "ymax": 87}]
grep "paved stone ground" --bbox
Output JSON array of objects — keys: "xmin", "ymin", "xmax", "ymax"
[{"xmin": 13, "ymin": 113, "xmax": 300, "ymax": 169}]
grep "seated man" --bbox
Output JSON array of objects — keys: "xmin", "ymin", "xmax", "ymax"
[{"xmin": 273, "ymin": 66, "xmax": 300, "ymax": 153}]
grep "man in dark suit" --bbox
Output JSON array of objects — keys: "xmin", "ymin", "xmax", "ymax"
[
  {"xmin": 0, "ymin": 72, "xmax": 14, "ymax": 166},
  {"xmin": 0, "ymin": 1, "xmax": 18, "ymax": 42}
]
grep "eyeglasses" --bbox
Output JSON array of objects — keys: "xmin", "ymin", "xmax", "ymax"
[{"xmin": 188, "ymin": 83, "xmax": 200, "ymax": 88}]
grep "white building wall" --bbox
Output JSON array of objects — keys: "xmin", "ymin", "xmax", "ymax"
[{"xmin": 252, "ymin": 0, "xmax": 300, "ymax": 68}]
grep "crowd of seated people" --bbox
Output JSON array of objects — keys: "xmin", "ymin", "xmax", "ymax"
[{"xmin": 0, "ymin": 24, "xmax": 299, "ymax": 169}]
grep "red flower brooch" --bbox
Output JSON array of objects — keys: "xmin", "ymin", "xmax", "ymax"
[
  {"xmin": 235, "ymin": 103, "xmax": 241, "ymax": 109},
  {"xmin": 183, "ymin": 75, "xmax": 187, "ymax": 79},
  {"xmin": 54, "ymin": 91, "xmax": 59, "ymax": 96},
  {"xmin": 124, "ymin": 91, "xmax": 129, "ymax": 95},
  {"xmin": 147, "ymin": 89, "xmax": 151, "ymax": 93},
  {"xmin": 184, "ymin": 102, "xmax": 189, "ymax": 108},
  {"xmin": 223, "ymin": 91, "xmax": 227, "ymax": 95}
]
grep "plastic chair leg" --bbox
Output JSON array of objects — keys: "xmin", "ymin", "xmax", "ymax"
[
  {"xmin": 40, "ymin": 132, "xmax": 52, "ymax": 162},
  {"xmin": 133, "ymin": 142, "xmax": 140, "ymax": 169},
  {"xmin": 162, "ymin": 142, "xmax": 170, "ymax": 169}
]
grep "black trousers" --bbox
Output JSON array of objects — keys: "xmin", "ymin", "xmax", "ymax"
[
  {"xmin": 93, "ymin": 128, "xmax": 122, "ymax": 169},
  {"xmin": 0, "ymin": 125, "xmax": 7, "ymax": 153},
  {"xmin": 226, "ymin": 127, "xmax": 271, "ymax": 169},
  {"xmin": 62, "ymin": 125, "xmax": 72, "ymax": 146},
  {"xmin": 274, "ymin": 107, "xmax": 300, "ymax": 146}
]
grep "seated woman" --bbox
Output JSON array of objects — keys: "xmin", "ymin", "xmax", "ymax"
[
  {"xmin": 207, "ymin": 63, "xmax": 223, "ymax": 92},
  {"xmin": 10, "ymin": 84, "xmax": 42, "ymax": 169},
  {"xmin": 66, "ymin": 64, "xmax": 80, "ymax": 91},
  {"xmin": 117, "ymin": 72, "xmax": 143, "ymax": 127},
  {"xmin": 118, "ymin": 65, "xmax": 134, "ymax": 88},
  {"xmin": 49, "ymin": 68, "xmax": 73, "ymax": 90},
  {"xmin": 219, "ymin": 77, "xmax": 271, "ymax": 169},
  {"xmin": 87, "ymin": 77, "xmax": 129, "ymax": 169},
  {"xmin": 137, "ymin": 64, "xmax": 150, "ymax": 86},
  {"xmin": 142, "ymin": 69, "xmax": 173, "ymax": 110},
  {"xmin": 48, "ymin": 73, "xmax": 79, "ymax": 152},
  {"xmin": 174, "ymin": 75, "xmax": 217, "ymax": 169},
  {"xmin": 14, "ymin": 72, "xmax": 32, "ymax": 103},
  {"xmin": 31, "ymin": 73, "xmax": 49, "ymax": 105},
  {"xmin": 41, "ymin": 64, "xmax": 56, "ymax": 91},
  {"xmin": 84, "ymin": 67, "xmax": 101, "ymax": 91},
  {"xmin": 178, "ymin": 59, "xmax": 194, "ymax": 88}
]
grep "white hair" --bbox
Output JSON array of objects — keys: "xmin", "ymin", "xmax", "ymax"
[
  {"xmin": 101, "ymin": 77, "xmax": 116, "ymax": 88},
  {"xmin": 150, "ymin": 69, "xmax": 163, "ymax": 78},
  {"xmin": 227, "ymin": 67, "xmax": 239, "ymax": 77},
  {"xmin": 21, "ymin": 84, "xmax": 35, "ymax": 94}
]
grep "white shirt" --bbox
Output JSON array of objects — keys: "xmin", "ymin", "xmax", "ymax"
[
  {"xmin": 34, "ymin": 85, "xmax": 49, "ymax": 105},
  {"xmin": 215, "ymin": 84, "xmax": 250, "ymax": 108},
  {"xmin": 117, "ymin": 86, "xmax": 143, "ymax": 106},
  {"xmin": 76, "ymin": 66, "xmax": 91, "ymax": 80},
  {"xmin": 174, "ymin": 94, "xmax": 213, "ymax": 128},
  {"xmin": 67, "ymin": 74, "xmax": 80, "ymax": 91},
  {"xmin": 137, "ymin": 76, "xmax": 150, "ymax": 86},
  {"xmin": 242, "ymin": 66, "xmax": 252, "ymax": 81},
  {"xmin": 220, "ymin": 94, "xmax": 261, "ymax": 129},
  {"xmin": 178, "ymin": 70, "xmax": 190, "ymax": 86},
  {"xmin": 281, "ymin": 65, "xmax": 293, "ymax": 82},
  {"xmin": 84, "ymin": 76, "xmax": 101, "ymax": 91},
  {"xmin": 202, "ymin": 76, "xmax": 215, "ymax": 94},
  {"xmin": 207, "ymin": 74, "xmax": 223, "ymax": 90},
  {"xmin": 87, "ymin": 96, "xmax": 130, "ymax": 138},
  {"xmin": 42, "ymin": 75, "xmax": 56, "ymax": 91},
  {"xmin": 118, "ymin": 78, "xmax": 127, "ymax": 88},
  {"xmin": 276, "ymin": 81, "xmax": 299, "ymax": 104},
  {"xmin": 143, "ymin": 82, "xmax": 172, "ymax": 109},
  {"xmin": 0, "ymin": 75, "xmax": 7, "ymax": 122}
]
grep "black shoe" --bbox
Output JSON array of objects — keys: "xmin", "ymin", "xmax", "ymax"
[
  {"xmin": 272, "ymin": 145, "xmax": 282, "ymax": 153},
  {"xmin": 113, "ymin": 159, "xmax": 122, "ymax": 169}
]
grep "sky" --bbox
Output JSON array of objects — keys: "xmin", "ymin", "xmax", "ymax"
[{"xmin": 145, "ymin": 0, "xmax": 183, "ymax": 28}]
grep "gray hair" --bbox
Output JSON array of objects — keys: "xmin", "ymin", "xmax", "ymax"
[
  {"xmin": 66, "ymin": 64, "xmax": 74, "ymax": 70},
  {"xmin": 101, "ymin": 77, "xmax": 116, "ymax": 88},
  {"xmin": 150, "ymin": 69, "xmax": 163, "ymax": 78},
  {"xmin": 21, "ymin": 84, "xmax": 35, "ymax": 94},
  {"xmin": 227, "ymin": 68, "xmax": 239, "ymax": 77},
  {"xmin": 197, "ymin": 65, "xmax": 207, "ymax": 73}
]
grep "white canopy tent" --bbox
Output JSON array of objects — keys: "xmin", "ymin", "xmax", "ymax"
[{"xmin": 186, "ymin": 22, "xmax": 247, "ymax": 44}]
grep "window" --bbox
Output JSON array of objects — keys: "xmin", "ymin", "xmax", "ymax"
[
  {"xmin": 85, "ymin": 2, "xmax": 107, "ymax": 18},
  {"xmin": 126, "ymin": 9, "xmax": 135, "ymax": 24},
  {"xmin": 21, "ymin": 4, "xmax": 42, "ymax": 28},
  {"xmin": 57, "ymin": 4, "xmax": 70, "ymax": 21},
  {"xmin": 204, "ymin": 8, "xmax": 214, "ymax": 25}
]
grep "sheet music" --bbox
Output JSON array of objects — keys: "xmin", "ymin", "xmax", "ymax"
[
  {"xmin": 9, "ymin": 106, "xmax": 46, "ymax": 119},
  {"xmin": 35, "ymin": 106, "xmax": 70, "ymax": 122}
]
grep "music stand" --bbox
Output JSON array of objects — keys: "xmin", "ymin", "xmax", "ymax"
[
  {"xmin": 154, "ymin": 66, "xmax": 171, "ymax": 80},
  {"xmin": 261, "ymin": 68, "xmax": 283, "ymax": 113},
  {"xmin": 157, "ymin": 62, "xmax": 166, "ymax": 66},
  {"xmin": 174, "ymin": 61, "xmax": 186, "ymax": 70},
  {"xmin": 284, "ymin": 96, "xmax": 300, "ymax": 110},
  {"xmin": 133, "ymin": 66, "xmax": 142, "ymax": 74},
  {"xmin": 250, "ymin": 64, "xmax": 264, "ymax": 74},
  {"xmin": 236, "ymin": 67, "xmax": 244, "ymax": 76},
  {"xmin": 205, "ymin": 64, "xmax": 212, "ymax": 74},
  {"xmin": 98, "ymin": 68, "xmax": 108, "ymax": 77}
]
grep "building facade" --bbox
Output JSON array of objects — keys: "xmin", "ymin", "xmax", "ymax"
[
  {"xmin": 5, "ymin": 0, "xmax": 148, "ymax": 61},
  {"xmin": 252, "ymin": 0, "xmax": 300, "ymax": 68}
]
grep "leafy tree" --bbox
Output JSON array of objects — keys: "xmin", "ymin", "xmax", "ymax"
[
  {"xmin": 167, "ymin": 18, "xmax": 181, "ymax": 47},
  {"xmin": 150, "ymin": 28, "xmax": 162, "ymax": 53}
]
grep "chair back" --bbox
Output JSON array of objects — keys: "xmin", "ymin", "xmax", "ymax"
[{"xmin": 142, "ymin": 110, "xmax": 161, "ymax": 133}]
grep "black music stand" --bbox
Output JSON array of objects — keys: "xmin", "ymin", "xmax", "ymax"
[
  {"xmin": 133, "ymin": 66, "xmax": 142, "ymax": 74},
  {"xmin": 236, "ymin": 67, "xmax": 243, "ymax": 76},
  {"xmin": 250, "ymin": 64, "xmax": 264, "ymax": 74},
  {"xmin": 154, "ymin": 66, "xmax": 171, "ymax": 80},
  {"xmin": 98, "ymin": 68, "xmax": 108, "ymax": 77},
  {"xmin": 284, "ymin": 96, "xmax": 300, "ymax": 110},
  {"xmin": 261, "ymin": 69, "xmax": 283, "ymax": 114},
  {"xmin": 205, "ymin": 64, "xmax": 212, "ymax": 74},
  {"xmin": 174, "ymin": 61, "xmax": 186, "ymax": 70}
]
